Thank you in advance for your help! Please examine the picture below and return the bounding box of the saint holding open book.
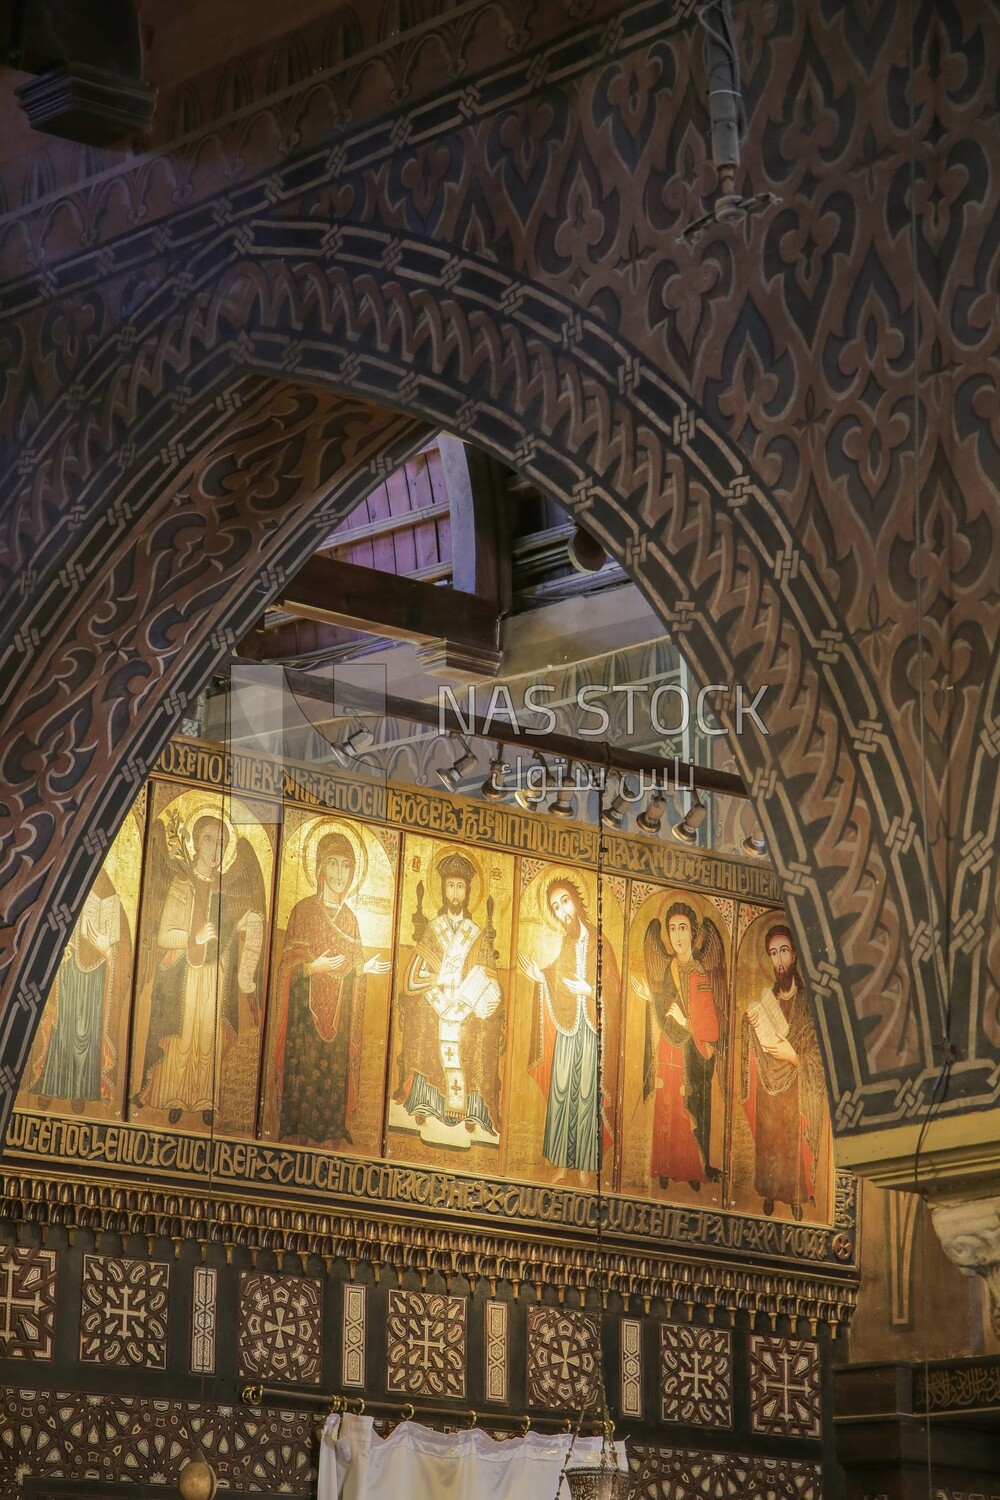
[740,922,825,1219]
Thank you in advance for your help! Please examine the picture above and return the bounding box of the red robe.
[646,961,718,1182]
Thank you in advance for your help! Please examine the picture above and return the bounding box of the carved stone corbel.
[930,1196,1000,1333]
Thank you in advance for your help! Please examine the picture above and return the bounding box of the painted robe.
[145,871,226,1113]
[643,958,719,1183]
[32,870,126,1104]
[529,920,620,1173]
[741,974,825,1207]
[274,894,366,1145]
[396,912,501,1137]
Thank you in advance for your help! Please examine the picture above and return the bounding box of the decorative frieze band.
[0,1171,857,1329]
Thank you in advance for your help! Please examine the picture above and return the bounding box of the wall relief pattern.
[1,0,999,1158]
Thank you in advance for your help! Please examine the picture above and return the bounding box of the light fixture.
[548,762,577,819]
[671,789,707,843]
[437,734,476,791]
[742,826,768,858]
[479,747,510,802]
[599,775,633,831]
[514,751,549,810]
[338,712,374,760]
[565,1426,630,1499]
[636,788,668,835]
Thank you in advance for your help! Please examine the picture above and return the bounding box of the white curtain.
[319,1414,628,1500]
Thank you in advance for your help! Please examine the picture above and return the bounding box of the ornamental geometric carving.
[0,1246,57,1360]
[342,1283,367,1390]
[485,1300,509,1405]
[526,1306,600,1412]
[3,0,1000,1181]
[749,1337,821,1439]
[0,1387,314,1491]
[620,1317,642,1419]
[80,1256,170,1369]
[238,1272,323,1385]
[191,1265,217,1376]
[660,1325,732,1427]
[386,1290,466,1400]
[630,1445,821,1500]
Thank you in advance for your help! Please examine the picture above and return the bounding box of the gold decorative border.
[5,1111,856,1274]
[0,1166,856,1330]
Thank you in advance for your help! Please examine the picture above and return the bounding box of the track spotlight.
[636,789,668,835]
[437,735,476,791]
[600,775,634,831]
[548,762,577,819]
[671,789,707,843]
[340,716,374,759]
[742,827,768,858]
[480,748,510,802]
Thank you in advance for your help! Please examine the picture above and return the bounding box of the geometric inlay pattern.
[630,1445,822,1500]
[0,1387,315,1490]
[484,1300,509,1405]
[526,1306,600,1412]
[190,1265,217,1376]
[749,1338,821,1438]
[0,1246,57,1361]
[386,1290,466,1400]
[620,1317,643,1419]
[238,1272,323,1385]
[342,1284,366,1389]
[661,1325,732,1427]
[80,1256,169,1368]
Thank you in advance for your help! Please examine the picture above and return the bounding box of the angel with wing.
[631,900,728,1190]
[131,807,265,1127]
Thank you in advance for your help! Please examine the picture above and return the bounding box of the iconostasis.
[11,737,838,1246]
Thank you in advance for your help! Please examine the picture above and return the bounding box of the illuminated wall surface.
[11,738,837,1242]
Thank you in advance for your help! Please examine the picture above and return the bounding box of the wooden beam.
[278,556,495,642]
[437,437,510,608]
[242,556,503,674]
[12,0,156,143]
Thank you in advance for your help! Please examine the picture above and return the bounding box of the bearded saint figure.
[393,851,503,1146]
[518,877,620,1186]
[741,922,825,1219]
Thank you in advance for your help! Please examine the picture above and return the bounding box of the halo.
[161,791,239,874]
[430,845,484,913]
[300,816,368,899]
[535,866,594,929]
